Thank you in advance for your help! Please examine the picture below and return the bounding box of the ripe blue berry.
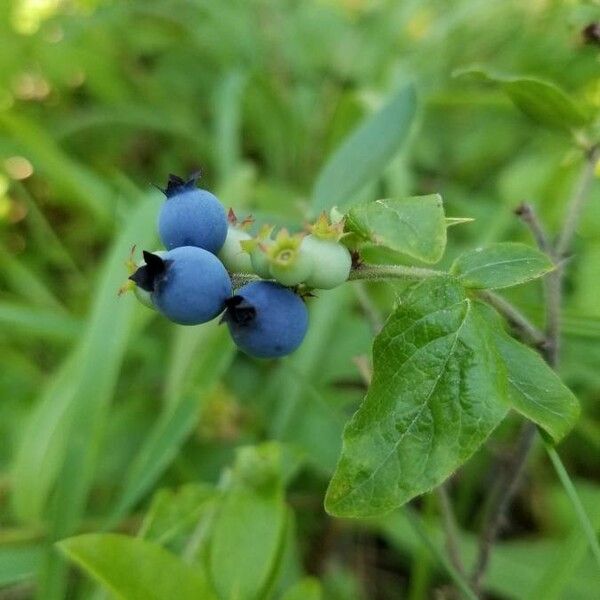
[130,246,232,325]
[223,281,308,358]
[157,173,227,254]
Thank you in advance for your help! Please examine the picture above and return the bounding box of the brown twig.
[477,290,545,348]
[471,145,599,594]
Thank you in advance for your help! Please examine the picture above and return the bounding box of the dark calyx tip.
[222,295,257,325]
[129,251,167,292]
[163,171,202,198]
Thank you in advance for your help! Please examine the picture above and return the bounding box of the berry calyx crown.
[222,295,257,326]
[228,208,254,230]
[240,224,275,254]
[266,229,305,268]
[129,251,169,292]
[159,172,201,198]
[308,212,345,241]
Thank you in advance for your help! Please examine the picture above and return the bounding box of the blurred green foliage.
[0,0,599,598]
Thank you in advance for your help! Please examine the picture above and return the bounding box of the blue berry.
[130,246,232,325]
[157,173,227,254]
[223,281,308,358]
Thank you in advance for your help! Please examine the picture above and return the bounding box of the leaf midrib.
[333,298,471,508]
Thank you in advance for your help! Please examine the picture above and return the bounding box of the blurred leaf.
[451,242,554,289]
[0,113,116,224]
[0,302,80,342]
[109,324,234,524]
[454,68,590,132]
[379,506,600,599]
[312,84,416,213]
[345,194,446,264]
[138,484,216,547]
[58,534,217,600]
[0,545,42,587]
[282,577,322,600]
[11,193,160,526]
[209,443,288,600]
[325,278,508,517]
[492,327,579,442]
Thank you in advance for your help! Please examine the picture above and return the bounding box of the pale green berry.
[218,226,253,273]
[267,230,313,286]
[301,235,351,289]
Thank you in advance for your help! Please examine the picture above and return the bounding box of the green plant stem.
[404,508,479,600]
[543,438,600,569]
[348,263,444,281]
[436,485,468,578]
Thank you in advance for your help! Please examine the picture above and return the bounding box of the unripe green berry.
[301,235,351,289]
[267,230,313,286]
[218,226,253,273]
[240,225,274,279]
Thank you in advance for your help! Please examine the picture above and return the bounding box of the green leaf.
[0,545,42,587]
[345,194,447,264]
[311,84,416,213]
[325,278,508,517]
[451,242,554,289]
[58,534,217,600]
[492,327,580,442]
[209,444,288,600]
[138,484,216,546]
[455,68,589,132]
[109,323,234,525]
[282,577,322,600]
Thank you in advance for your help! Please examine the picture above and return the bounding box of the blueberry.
[130,246,232,325]
[223,281,308,358]
[157,173,227,254]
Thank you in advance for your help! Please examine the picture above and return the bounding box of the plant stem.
[470,420,536,593]
[471,145,599,593]
[514,202,552,255]
[348,263,444,281]
[555,145,600,259]
[478,290,545,347]
[436,484,468,578]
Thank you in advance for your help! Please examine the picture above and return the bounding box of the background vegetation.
[1,0,599,598]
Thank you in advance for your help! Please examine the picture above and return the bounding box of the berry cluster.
[126,173,352,358]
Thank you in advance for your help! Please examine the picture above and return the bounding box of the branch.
[471,144,599,593]
[470,420,536,593]
[478,290,545,348]
[514,202,552,255]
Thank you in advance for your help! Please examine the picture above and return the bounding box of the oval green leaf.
[325,278,508,517]
[311,84,416,213]
[209,445,288,600]
[492,325,580,443]
[454,68,589,132]
[451,242,554,289]
[345,194,446,264]
[58,533,217,600]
